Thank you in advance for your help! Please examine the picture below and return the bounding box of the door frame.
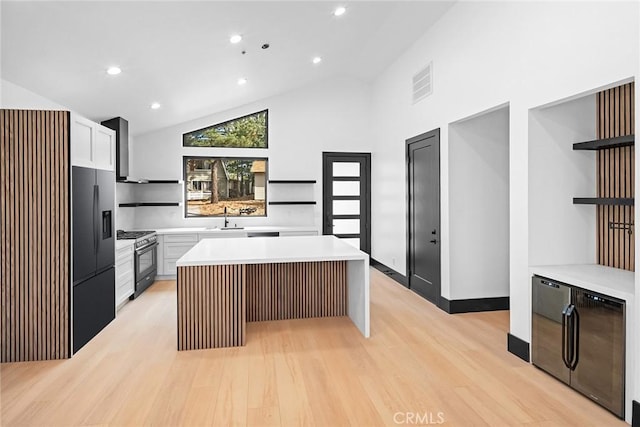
[406,129,441,304]
[322,152,372,254]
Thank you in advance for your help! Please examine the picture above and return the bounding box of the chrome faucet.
[224,207,229,228]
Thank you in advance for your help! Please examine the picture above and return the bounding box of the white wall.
[369,2,638,420]
[369,1,638,345]
[448,105,509,300]
[528,94,597,267]
[130,76,372,229]
[636,3,640,407]
[1,79,67,110]
[115,182,135,230]
[633,0,640,408]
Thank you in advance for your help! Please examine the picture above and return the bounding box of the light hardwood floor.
[0,269,627,426]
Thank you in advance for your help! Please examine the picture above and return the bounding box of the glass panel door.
[322,153,371,254]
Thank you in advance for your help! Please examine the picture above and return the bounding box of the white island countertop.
[155,226,318,235]
[177,235,369,266]
[529,264,635,301]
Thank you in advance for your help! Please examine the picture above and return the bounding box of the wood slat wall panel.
[177,265,246,351]
[596,82,635,271]
[1,109,70,362]
[176,261,347,350]
[246,261,347,322]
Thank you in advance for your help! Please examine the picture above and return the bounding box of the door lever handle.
[430,239,437,244]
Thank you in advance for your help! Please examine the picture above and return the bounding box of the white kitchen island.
[175,235,370,350]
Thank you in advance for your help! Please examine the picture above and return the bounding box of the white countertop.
[155,225,318,235]
[115,239,135,250]
[529,264,635,301]
[177,235,369,266]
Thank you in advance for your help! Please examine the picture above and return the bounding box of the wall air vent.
[412,61,433,104]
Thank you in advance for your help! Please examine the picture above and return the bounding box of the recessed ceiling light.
[312,56,322,65]
[150,102,161,110]
[333,6,346,16]
[230,34,242,44]
[106,66,121,75]
[237,77,247,85]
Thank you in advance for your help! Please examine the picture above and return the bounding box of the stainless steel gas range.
[117,230,158,298]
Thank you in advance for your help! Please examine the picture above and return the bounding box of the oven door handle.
[135,242,159,255]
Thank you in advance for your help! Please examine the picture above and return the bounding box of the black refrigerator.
[72,166,115,353]
[531,275,625,418]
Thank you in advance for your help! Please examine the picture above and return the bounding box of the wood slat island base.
[177,261,347,350]
[177,264,247,350]
[176,236,367,351]
[247,261,347,321]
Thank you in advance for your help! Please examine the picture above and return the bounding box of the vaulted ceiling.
[1,1,454,135]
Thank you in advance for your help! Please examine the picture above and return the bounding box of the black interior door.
[322,152,371,254]
[407,129,440,304]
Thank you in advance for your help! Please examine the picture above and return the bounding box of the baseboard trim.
[370,258,408,287]
[632,400,640,427]
[439,296,509,314]
[507,333,530,362]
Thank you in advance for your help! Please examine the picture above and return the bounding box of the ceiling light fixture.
[333,6,346,16]
[106,66,122,75]
[230,34,242,44]
[312,56,322,64]
[238,77,247,85]
[150,102,161,110]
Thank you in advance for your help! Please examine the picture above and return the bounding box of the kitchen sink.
[220,226,244,230]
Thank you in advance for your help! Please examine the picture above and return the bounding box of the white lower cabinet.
[161,233,199,276]
[159,232,247,277]
[279,231,318,237]
[115,243,134,309]
[198,231,247,241]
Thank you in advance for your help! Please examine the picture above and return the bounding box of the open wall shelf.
[268,201,316,205]
[268,179,317,205]
[268,180,316,184]
[571,83,635,275]
[573,134,634,150]
[118,179,183,184]
[119,202,182,207]
[573,197,634,206]
[147,179,183,184]
[117,179,183,207]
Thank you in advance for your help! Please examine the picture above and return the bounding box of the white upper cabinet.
[71,113,115,171]
[71,115,93,168]
[94,126,115,170]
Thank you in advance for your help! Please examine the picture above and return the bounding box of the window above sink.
[183,157,268,218]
